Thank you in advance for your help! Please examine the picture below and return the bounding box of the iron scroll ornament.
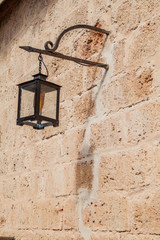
[20,24,110,69]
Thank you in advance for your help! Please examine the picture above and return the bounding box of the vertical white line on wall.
[77,36,113,240]
[77,154,100,240]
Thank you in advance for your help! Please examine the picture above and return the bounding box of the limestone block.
[71,91,95,127]
[9,201,33,229]
[61,127,85,162]
[0,199,12,227]
[112,0,160,34]
[45,169,56,198]
[90,113,126,152]
[17,171,47,199]
[59,0,89,12]
[63,196,78,230]
[75,160,93,191]
[28,231,83,240]
[83,67,104,91]
[88,0,111,28]
[125,100,160,145]
[154,146,160,184]
[111,1,138,34]
[102,67,153,112]
[73,25,106,60]
[0,153,9,175]
[46,57,77,80]
[55,65,84,102]
[113,39,126,75]
[32,199,63,229]
[59,98,74,132]
[8,148,32,173]
[48,159,94,196]
[82,192,130,231]
[53,163,77,196]
[121,235,160,240]
[3,177,18,200]
[0,181,3,198]
[132,191,160,234]
[99,146,154,191]
[91,232,120,240]
[59,3,89,30]
[124,16,160,70]
[32,135,62,168]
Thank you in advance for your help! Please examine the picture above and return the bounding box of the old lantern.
[17,54,61,129]
[18,25,110,130]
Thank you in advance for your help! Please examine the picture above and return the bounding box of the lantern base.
[22,121,53,129]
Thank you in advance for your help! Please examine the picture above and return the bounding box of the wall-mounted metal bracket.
[20,24,110,70]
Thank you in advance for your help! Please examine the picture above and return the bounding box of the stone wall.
[0,0,160,239]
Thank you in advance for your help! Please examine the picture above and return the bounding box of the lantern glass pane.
[39,84,57,119]
[20,83,35,118]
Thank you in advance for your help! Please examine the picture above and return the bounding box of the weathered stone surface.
[102,67,153,112]
[55,66,84,102]
[61,127,85,162]
[1,0,160,239]
[112,0,160,34]
[124,16,160,70]
[90,113,126,152]
[83,67,104,91]
[120,234,160,240]
[53,163,77,196]
[113,39,126,75]
[73,23,106,60]
[82,192,130,231]
[71,91,95,126]
[91,232,120,240]
[125,100,160,145]
[132,191,160,234]
[32,199,63,229]
[63,196,78,230]
[99,146,154,191]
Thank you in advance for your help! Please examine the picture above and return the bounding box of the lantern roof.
[17,74,61,90]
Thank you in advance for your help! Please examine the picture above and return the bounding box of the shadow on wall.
[74,23,108,192]
[74,59,108,239]
[0,0,56,57]
[75,69,107,193]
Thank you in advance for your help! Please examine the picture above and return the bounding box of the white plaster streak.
[78,189,91,240]
[80,124,91,157]
[91,156,100,200]
[77,39,113,240]
[96,40,114,116]
[77,155,100,240]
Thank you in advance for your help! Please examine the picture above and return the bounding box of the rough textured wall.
[0,0,160,239]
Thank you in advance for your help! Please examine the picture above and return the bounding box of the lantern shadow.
[75,68,108,193]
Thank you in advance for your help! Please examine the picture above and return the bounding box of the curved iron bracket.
[20,24,110,69]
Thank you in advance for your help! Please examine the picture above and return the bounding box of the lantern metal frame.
[18,24,110,129]
[17,73,61,129]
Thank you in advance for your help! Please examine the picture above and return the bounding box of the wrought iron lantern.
[18,24,110,129]
[17,55,61,129]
